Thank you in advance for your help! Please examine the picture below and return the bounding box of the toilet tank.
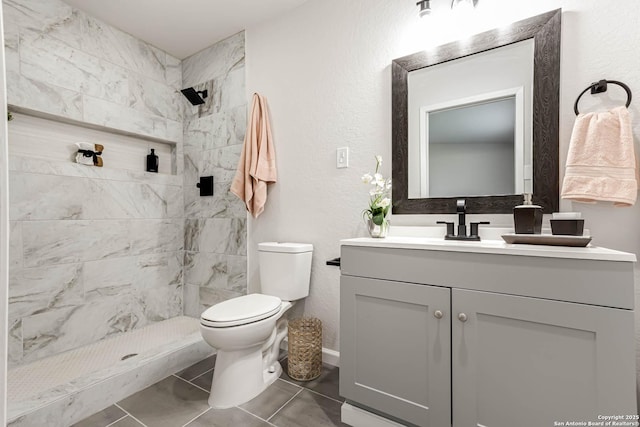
[258,242,313,301]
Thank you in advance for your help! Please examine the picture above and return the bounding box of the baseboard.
[280,338,340,367]
[322,347,340,367]
[341,402,404,427]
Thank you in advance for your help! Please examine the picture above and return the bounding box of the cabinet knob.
[458,313,468,322]
[434,310,444,319]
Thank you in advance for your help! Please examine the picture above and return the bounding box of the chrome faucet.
[437,199,490,241]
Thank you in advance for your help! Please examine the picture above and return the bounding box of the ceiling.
[61,0,309,59]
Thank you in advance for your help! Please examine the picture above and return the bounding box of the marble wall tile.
[9,156,183,187]
[7,319,23,368]
[21,290,138,363]
[83,253,183,324]
[4,0,190,368]
[182,31,245,87]
[200,144,243,184]
[185,218,246,255]
[83,256,137,293]
[199,181,247,219]
[130,219,184,255]
[3,0,73,33]
[80,13,167,84]
[10,173,84,220]
[129,74,182,122]
[200,105,246,151]
[210,67,246,115]
[183,284,200,318]
[9,221,23,270]
[22,220,131,267]
[9,262,84,320]
[4,19,20,77]
[227,255,247,292]
[228,104,248,146]
[184,251,228,289]
[166,119,184,144]
[83,180,183,220]
[184,116,214,150]
[184,252,246,294]
[180,31,247,319]
[82,95,169,141]
[199,287,243,313]
[131,252,183,291]
[165,54,182,90]
[134,282,182,323]
[20,30,130,106]
[7,73,84,121]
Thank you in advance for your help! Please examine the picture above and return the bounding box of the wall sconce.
[417,0,479,17]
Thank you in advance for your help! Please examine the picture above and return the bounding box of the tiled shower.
[3,0,247,422]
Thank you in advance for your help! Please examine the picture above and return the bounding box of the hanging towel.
[230,93,277,218]
[561,106,637,206]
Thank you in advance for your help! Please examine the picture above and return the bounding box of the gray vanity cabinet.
[340,244,636,427]
[452,288,635,427]
[340,275,452,427]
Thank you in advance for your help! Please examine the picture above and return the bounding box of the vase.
[367,217,389,238]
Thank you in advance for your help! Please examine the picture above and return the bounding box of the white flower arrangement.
[362,155,392,228]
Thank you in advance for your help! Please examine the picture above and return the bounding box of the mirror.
[392,9,561,214]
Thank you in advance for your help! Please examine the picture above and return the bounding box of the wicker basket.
[287,317,322,381]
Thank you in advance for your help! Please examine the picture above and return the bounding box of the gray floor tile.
[240,379,302,420]
[190,369,213,391]
[186,407,271,427]
[176,355,217,381]
[270,390,347,427]
[72,405,126,427]
[110,416,145,427]
[117,376,210,427]
[280,359,343,402]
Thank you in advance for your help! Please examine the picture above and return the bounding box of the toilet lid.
[201,294,282,327]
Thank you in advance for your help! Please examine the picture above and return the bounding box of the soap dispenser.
[146,149,158,173]
[513,193,543,234]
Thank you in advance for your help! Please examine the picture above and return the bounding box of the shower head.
[181,87,208,105]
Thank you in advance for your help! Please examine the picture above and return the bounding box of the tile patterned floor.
[72,355,347,427]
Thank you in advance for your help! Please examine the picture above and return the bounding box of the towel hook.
[574,79,632,115]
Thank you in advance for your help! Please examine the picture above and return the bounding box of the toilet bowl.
[200,242,313,408]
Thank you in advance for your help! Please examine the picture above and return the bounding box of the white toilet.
[200,242,313,408]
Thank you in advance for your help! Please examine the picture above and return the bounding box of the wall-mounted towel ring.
[574,79,632,115]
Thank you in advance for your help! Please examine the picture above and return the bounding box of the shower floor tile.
[74,356,347,427]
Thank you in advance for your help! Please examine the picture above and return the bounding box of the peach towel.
[561,106,637,206]
[230,93,277,218]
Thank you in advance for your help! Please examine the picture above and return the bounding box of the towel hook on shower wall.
[574,79,632,115]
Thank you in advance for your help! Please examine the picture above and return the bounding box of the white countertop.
[340,234,637,263]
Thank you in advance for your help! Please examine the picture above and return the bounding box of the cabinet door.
[452,289,636,427]
[340,276,451,427]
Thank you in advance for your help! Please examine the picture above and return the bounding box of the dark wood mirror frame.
[392,9,561,214]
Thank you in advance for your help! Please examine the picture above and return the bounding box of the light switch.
[337,147,349,168]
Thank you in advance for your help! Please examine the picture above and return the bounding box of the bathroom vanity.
[339,236,637,427]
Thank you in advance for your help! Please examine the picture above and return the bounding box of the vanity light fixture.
[451,0,479,9]
[417,0,478,17]
[416,0,432,17]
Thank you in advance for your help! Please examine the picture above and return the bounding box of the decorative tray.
[501,234,592,247]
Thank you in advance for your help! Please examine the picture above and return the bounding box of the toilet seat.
[201,294,282,328]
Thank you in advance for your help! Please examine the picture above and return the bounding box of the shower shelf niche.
[8,107,180,177]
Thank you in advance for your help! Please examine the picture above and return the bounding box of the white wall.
[245,0,640,363]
